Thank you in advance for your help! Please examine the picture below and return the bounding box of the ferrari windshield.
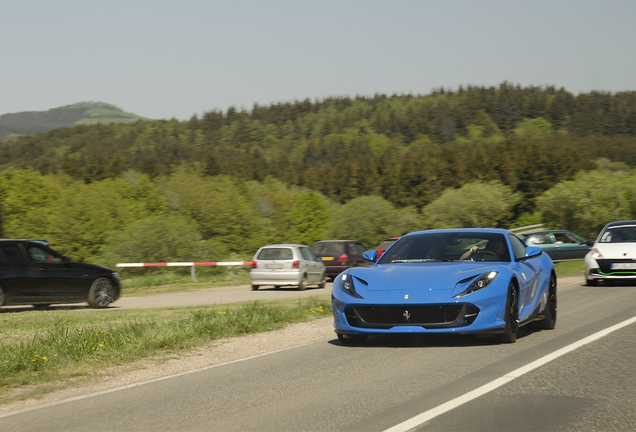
[598,224,636,243]
[377,232,511,263]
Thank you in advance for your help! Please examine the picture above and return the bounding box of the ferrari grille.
[345,304,479,329]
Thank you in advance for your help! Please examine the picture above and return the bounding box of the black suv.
[0,240,120,309]
[310,240,370,279]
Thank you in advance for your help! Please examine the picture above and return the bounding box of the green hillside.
[0,102,146,140]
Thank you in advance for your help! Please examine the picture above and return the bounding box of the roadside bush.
[97,215,226,274]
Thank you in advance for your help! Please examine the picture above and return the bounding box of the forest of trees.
[1,83,635,269]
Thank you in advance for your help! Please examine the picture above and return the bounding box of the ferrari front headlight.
[454,271,498,298]
[339,273,363,299]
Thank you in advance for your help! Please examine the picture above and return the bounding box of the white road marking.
[383,315,636,432]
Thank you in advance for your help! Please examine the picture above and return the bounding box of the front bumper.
[332,285,507,336]
[585,257,636,281]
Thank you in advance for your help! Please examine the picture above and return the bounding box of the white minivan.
[249,244,326,291]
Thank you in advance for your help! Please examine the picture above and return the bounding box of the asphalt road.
[114,283,332,309]
[1,275,635,432]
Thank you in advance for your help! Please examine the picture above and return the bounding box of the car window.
[0,244,26,262]
[299,247,310,261]
[509,235,527,261]
[554,232,578,244]
[312,242,344,254]
[304,247,319,261]
[257,248,293,260]
[528,233,553,245]
[348,243,366,255]
[26,245,63,263]
[378,240,396,249]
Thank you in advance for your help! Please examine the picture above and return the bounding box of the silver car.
[250,244,326,291]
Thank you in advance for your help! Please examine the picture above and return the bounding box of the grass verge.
[0,296,331,405]
[119,270,251,297]
[553,259,585,278]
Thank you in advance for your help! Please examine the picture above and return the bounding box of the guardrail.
[116,261,254,281]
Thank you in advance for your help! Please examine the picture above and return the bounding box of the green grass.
[0,297,331,404]
[554,259,586,277]
[119,270,251,297]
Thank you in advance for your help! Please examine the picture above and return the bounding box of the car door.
[553,231,590,260]
[298,247,316,283]
[527,233,561,260]
[0,242,36,302]
[23,243,88,301]
[509,234,541,320]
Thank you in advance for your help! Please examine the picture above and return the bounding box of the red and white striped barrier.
[116,262,254,267]
[115,261,254,281]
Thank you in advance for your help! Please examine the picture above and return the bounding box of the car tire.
[251,285,259,291]
[298,275,307,291]
[318,275,326,289]
[533,274,557,330]
[337,333,367,345]
[0,284,4,307]
[88,277,115,308]
[273,286,280,289]
[496,282,519,343]
[586,278,597,286]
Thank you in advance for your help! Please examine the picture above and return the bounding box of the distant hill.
[0,102,147,141]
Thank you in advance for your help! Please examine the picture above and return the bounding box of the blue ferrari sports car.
[332,228,557,344]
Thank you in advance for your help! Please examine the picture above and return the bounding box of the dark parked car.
[521,230,593,261]
[310,240,370,279]
[0,239,120,309]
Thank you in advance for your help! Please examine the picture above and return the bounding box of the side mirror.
[520,246,543,261]
[586,240,594,247]
[363,250,377,262]
[62,256,72,263]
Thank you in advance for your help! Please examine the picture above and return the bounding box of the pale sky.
[2,0,635,120]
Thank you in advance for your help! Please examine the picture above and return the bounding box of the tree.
[536,168,636,239]
[326,195,421,248]
[422,181,521,229]
[98,214,226,272]
[288,190,329,246]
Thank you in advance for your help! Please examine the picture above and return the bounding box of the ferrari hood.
[347,262,502,291]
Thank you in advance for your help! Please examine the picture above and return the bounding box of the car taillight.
[251,261,257,269]
[292,260,299,268]
[338,254,348,262]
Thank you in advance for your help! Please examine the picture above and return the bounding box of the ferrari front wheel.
[497,282,519,343]
[534,274,557,330]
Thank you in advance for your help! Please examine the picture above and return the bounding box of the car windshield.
[377,232,511,263]
[598,225,636,243]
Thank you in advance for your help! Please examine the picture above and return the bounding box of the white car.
[249,244,326,291]
[585,220,636,286]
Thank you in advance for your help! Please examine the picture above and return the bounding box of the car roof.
[403,228,512,237]
[521,230,570,235]
[605,220,636,228]
[0,238,49,244]
[258,244,306,248]
[313,240,360,242]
